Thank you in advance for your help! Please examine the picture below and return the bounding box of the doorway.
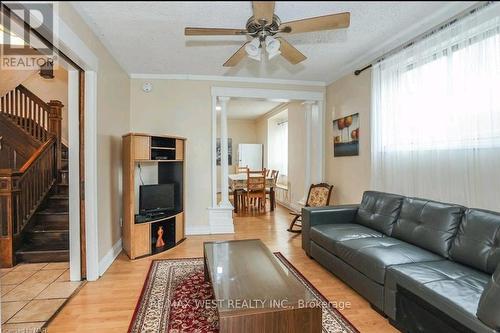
[209,87,325,232]
[0,3,85,281]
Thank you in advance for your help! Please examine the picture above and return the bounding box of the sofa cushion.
[450,208,500,274]
[385,261,491,333]
[354,191,404,236]
[392,198,464,258]
[477,264,500,330]
[310,224,382,254]
[335,237,442,284]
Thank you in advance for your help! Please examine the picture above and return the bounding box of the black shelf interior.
[158,162,183,212]
[151,217,176,254]
[151,149,176,160]
[151,136,176,149]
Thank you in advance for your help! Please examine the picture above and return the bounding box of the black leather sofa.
[302,191,500,333]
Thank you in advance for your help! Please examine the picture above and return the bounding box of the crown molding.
[326,1,479,85]
[129,73,327,87]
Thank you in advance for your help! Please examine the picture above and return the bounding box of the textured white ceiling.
[73,1,476,83]
[226,98,283,120]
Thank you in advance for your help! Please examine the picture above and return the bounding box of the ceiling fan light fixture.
[245,37,262,61]
[265,36,281,60]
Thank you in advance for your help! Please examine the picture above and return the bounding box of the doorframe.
[5,3,101,281]
[209,87,325,232]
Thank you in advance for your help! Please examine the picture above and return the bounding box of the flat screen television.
[139,184,175,214]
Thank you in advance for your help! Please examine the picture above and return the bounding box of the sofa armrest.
[477,264,500,330]
[301,205,359,256]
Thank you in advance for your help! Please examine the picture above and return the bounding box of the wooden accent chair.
[287,183,333,233]
[244,168,267,211]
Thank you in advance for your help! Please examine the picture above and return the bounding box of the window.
[268,110,288,183]
[373,14,500,152]
[371,6,500,211]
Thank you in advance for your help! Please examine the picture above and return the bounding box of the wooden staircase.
[0,85,66,267]
[16,147,69,263]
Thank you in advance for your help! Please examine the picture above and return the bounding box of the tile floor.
[0,262,83,332]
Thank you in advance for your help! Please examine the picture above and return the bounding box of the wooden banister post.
[0,173,19,268]
[47,100,63,173]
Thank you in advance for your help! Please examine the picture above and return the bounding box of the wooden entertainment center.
[122,133,186,259]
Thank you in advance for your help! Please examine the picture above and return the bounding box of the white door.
[238,144,263,170]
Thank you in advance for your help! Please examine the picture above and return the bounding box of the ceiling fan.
[185,1,350,67]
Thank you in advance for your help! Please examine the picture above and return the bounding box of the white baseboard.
[186,225,212,235]
[277,199,303,212]
[98,238,122,277]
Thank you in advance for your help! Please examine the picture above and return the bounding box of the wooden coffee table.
[203,239,321,333]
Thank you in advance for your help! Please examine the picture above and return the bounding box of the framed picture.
[216,138,232,165]
[333,113,359,157]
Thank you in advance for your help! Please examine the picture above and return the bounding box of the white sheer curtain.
[268,120,288,179]
[371,4,500,211]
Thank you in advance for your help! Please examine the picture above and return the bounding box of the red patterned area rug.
[128,253,359,333]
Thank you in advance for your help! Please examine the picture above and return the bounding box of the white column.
[301,100,316,204]
[218,96,232,208]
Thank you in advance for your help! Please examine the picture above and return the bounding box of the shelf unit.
[122,133,186,259]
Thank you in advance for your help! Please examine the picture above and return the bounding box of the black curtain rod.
[354,64,372,76]
[352,1,492,76]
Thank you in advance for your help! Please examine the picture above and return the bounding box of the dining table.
[228,173,276,213]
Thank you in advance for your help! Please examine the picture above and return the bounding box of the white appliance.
[238,144,263,170]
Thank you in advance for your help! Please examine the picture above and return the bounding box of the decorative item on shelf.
[156,226,165,248]
[333,113,359,157]
[216,138,232,165]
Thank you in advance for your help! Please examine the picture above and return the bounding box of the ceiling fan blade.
[277,38,306,65]
[185,27,247,36]
[280,12,350,34]
[252,1,275,25]
[223,42,249,67]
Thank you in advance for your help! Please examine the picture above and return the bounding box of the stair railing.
[0,85,51,142]
[0,136,57,267]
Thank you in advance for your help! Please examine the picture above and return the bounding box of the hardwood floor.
[47,205,398,333]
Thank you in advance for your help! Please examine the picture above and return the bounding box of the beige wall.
[325,69,372,205]
[255,102,307,208]
[130,79,323,230]
[58,4,131,261]
[22,68,69,144]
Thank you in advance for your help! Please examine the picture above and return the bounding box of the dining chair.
[244,168,267,211]
[237,166,249,173]
[287,183,333,233]
[266,170,279,209]
[234,166,249,208]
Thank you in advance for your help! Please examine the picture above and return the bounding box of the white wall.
[130,79,324,231]
[325,69,372,205]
